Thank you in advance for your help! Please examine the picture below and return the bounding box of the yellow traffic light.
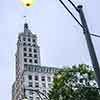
[20,0,36,7]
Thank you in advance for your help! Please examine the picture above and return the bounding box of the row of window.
[28,82,52,88]
[24,53,37,58]
[29,96,40,100]
[24,65,58,73]
[23,37,36,42]
[24,47,37,53]
[23,43,36,47]
[28,75,51,82]
[24,58,38,64]
[29,90,47,95]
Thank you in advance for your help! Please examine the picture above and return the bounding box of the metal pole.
[77,5,100,87]
[24,88,26,97]
[59,0,100,38]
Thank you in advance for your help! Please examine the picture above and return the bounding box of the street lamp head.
[77,5,83,9]
[20,0,36,7]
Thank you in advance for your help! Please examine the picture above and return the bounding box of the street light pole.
[59,0,100,87]
[77,5,100,87]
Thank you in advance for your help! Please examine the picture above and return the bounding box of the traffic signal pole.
[77,5,100,87]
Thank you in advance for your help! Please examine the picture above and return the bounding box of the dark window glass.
[41,76,45,81]
[28,75,32,80]
[29,59,32,63]
[23,43,26,46]
[29,48,32,52]
[33,39,35,42]
[24,58,27,62]
[34,60,38,64]
[24,48,27,51]
[28,38,30,41]
[35,75,38,81]
[29,97,33,100]
[34,49,37,53]
[24,53,27,56]
[34,54,37,58]
[29,82,33,87]
[35,83,39,87]
[28,43,31,46]
[23,37,26,41]
[33,44,36,47]
[29,54,32,57]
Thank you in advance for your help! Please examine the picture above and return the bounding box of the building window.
[29,54,32,57]
[35,82,39,88]
[36,97,40,100]
[28,38,31,42]
[34,49,37,53]
[33,39,35,42]
[28,43,31,46]
[35,75,38,81]
[47,77,51,82]
[29,97,33,100]
[23,37,26,41]
[24,58,27,62]
[34,54,37,58]
[34,60,38,64]
[42,83,46,88]
[29,48,32,52]
[24,47,27,51]
[24,53,27,56]
[41,76,45,81]
[29,82,33,87]
[33,44,36,47]
[23,43,26,46]
[29,59,32,63]
[29,90,33,95]
[28,75,32,80]
[48,83,52,88]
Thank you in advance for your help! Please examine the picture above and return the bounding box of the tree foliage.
[48,64,100,100]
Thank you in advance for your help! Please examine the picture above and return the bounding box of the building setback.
[12,23,59,100]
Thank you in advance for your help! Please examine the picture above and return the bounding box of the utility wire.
[59,0,100,38]
[59,0,83,28]
[68,0,79,12]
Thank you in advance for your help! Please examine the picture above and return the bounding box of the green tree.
[48,64,100,100]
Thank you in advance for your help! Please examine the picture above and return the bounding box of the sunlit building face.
[20,0,36,7]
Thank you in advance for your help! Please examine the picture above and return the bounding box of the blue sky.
[0,0,100,100]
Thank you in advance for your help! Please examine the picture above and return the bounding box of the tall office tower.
[12,23,58,100]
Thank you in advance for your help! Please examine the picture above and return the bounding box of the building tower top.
[24,16,29,33]
[24,23,28,29]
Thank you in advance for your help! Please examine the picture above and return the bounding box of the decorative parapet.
[24,64,59,74]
